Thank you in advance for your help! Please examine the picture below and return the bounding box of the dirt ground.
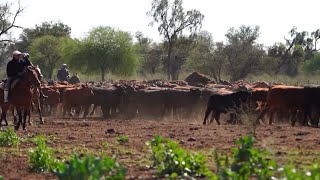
[1,117,320,180]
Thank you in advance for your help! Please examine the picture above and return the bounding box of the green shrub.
[278,163,320,179]
[147,135,214,179]
[214,134,277,179]
[54,154,126,180]
[0,127,20,146]
[116,135,129,144]
[0,175,3,180]
[28,135,58,172]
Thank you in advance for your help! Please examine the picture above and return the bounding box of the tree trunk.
[167,42,173,81]
[48,68,53,79]
[101,67,105,81]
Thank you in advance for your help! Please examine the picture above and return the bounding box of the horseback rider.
[4,51,24,103]
[22,53,48,99]
[4,51,47,103]
[57,64,70,82]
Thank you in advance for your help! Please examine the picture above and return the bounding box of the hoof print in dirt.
[106,128,116,134]
[168,133,175,138]
[187,137,197,142]
[294,132,310,136]
[189,127,199,131]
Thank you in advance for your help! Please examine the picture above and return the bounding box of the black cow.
[304,85,320,127]
[135,89,167,120]
[165,88,201,120]
[203,89,252,125]
[89,85,125,118]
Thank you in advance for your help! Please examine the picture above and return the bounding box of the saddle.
[0,79,20,90]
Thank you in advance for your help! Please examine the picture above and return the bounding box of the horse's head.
[24,66,41,87]
[34,65,44,81]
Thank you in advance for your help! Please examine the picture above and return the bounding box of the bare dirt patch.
[1,118,320,179]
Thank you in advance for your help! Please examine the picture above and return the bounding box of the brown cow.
[42,87,61,116]
[256,85,304,126]
[62,85,94,118]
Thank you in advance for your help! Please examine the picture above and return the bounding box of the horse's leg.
[36,98,44,124]
[10,107,17,126]
[15,108,22,131]
[23,108,28,131]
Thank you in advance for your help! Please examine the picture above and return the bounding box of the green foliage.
[0,175,3,180]
[214,135,277,179]
[30,35,71,79]
[17,21,71,52]
[54,154,126,180]
[67,26,139,81]
[303,53,320,74]
[224,25,265,81]
[147,135,214,179]
[28,135,58,172]
[116,135,129,144]
[0,127,20,146]
[187,31,225,82]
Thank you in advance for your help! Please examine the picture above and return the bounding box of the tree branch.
[0,0,24,37]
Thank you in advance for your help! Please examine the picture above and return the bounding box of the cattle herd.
[34,72,320,128]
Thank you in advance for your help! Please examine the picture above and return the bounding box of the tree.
[29,35,68,79]
[68,26,139,81]
[0,1,23,65]
[147,0,204,80]
[187,31,226,82]
[224,25,265,81]
[16,21,71,52]
[134,32,161,76]
[303,53,320,74]
[0,1,23,42]
[168,35,195,80]
[267,27,310,76]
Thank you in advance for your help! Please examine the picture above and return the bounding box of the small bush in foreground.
[147,135,214,179]
[54,154,126,180]
[0,175,3,180]
[28,135,58,172]
[0,127,20,146]
[279,163,320,179]
[116,135,129,144]
[214,134,276,179]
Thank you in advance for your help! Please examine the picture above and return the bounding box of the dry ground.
[1,117,320,180]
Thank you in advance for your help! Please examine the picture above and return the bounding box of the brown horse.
[0,66,41,130]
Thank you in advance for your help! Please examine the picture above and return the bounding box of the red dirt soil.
[1,118,320,179]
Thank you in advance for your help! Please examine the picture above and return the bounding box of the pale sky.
[8,0,320,47]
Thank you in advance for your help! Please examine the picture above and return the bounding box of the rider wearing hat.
[57,64,70,82]
[4,50,24,103]
[22,53,48,99]
[21,53,33,67]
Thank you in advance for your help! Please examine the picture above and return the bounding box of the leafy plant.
[214,134,277,179]
[116,135,129,144]
[54,154,126,180]
[28,135,58,172]
[0,175,3,180]
[0,127,20,146]
[147,135,214,179]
